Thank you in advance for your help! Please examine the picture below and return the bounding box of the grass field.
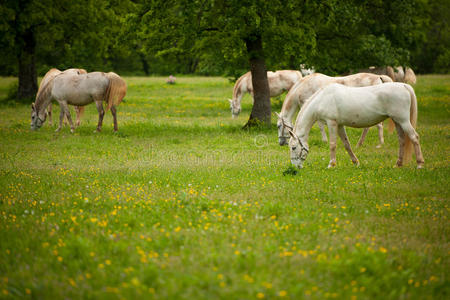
[0,75,449,299]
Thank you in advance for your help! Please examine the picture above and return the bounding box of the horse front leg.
[95,101,105,132]
[60,101,75,133]
[318,121,328,143]
[75,106,85,127]
[110,105,118,132]
[327,120,338,168]
[376,122,384,148]
[47,103,53,126]
[56,107,64,132]
[338,125,359,166]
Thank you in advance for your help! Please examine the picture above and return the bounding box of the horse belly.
[337,103,386,128]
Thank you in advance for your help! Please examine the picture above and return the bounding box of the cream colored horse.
[359,66,416,84]
[288,82,424,169]
[31,71,126,132]
[276,72,393,146]
[38,68,87,127]
[229,70,302,118]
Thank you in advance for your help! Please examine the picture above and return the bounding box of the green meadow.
[0,75,448,299]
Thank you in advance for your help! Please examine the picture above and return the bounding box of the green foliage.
[0,0,449,76]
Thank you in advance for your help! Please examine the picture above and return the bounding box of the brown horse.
[31,71,126,132]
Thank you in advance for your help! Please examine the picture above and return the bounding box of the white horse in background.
[359,66,417,84]
[37,68,87,127]
[31,71,126,132]
[276,72,393,146]
[299,64,315,76]
[288,82,424,169]
[228,70,302,118]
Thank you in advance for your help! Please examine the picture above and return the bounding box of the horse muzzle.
[279,137,288,146]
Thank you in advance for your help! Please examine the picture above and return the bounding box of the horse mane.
[37,68,61,99]
[293,84,324,128]
[233,72,251,99]
[105,72,127,110]
[34,75,55,112]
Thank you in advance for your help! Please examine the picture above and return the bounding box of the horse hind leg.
[400,122,425,168]
[95,101,105,132]
[394,123,406,167]
[356,128,369,148]
[111,105,118,132]
[338,125,359,166]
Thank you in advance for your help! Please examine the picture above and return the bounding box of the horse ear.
[228,99,233,103]
[31,102,35,111]
[275,112,281,118]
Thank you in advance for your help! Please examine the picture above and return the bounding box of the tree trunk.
[243,34,271,128]
[17,28,37,100]
[139,53,150,75]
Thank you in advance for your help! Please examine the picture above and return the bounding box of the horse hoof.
[376,144,382,149]
[417,164,424,169]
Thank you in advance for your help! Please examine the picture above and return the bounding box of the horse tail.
[380,75,393,83]
[404,67,416,85]
[105,72,127,111]
[403,84,418,164]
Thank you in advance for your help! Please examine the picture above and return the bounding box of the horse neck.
[280,90,299,124]
[35,83,53,115]
[233,73,249,105]
[294,99,318,143]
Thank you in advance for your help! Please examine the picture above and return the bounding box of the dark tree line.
[0,0,448,125]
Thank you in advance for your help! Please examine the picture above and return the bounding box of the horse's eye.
[32,116,35,119]
[277,125,281,129]
[292,147,296,150]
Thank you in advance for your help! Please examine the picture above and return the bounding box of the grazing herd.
[31,66,423,169]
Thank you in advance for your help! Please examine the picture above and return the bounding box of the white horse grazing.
[276,72,393,146]
[288,82,424,169]
[31,71,126,132]
[229,70,302,118]
[37,68,87,127]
